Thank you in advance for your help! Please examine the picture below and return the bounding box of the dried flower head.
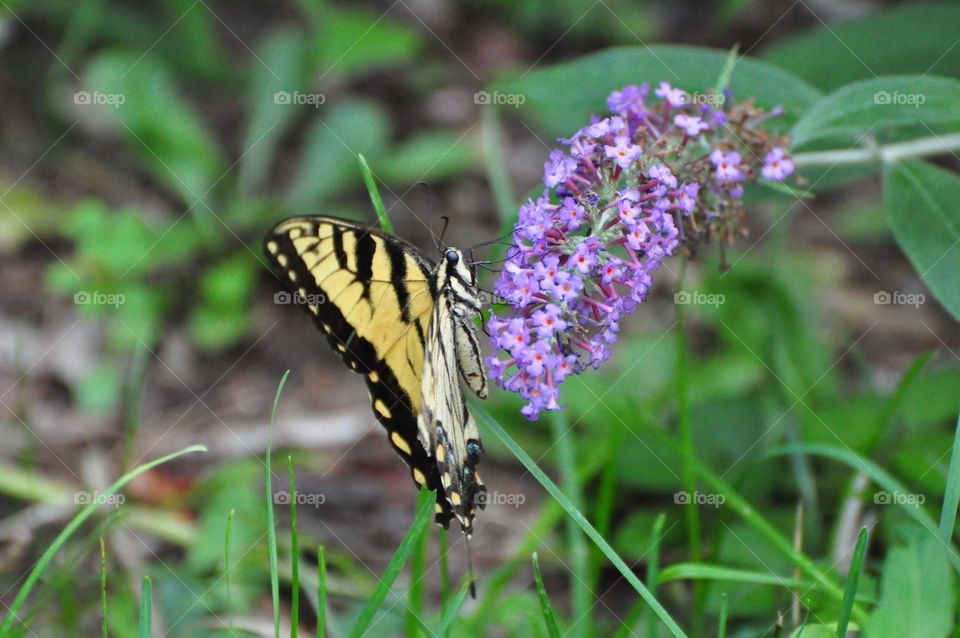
[488,82,795,419]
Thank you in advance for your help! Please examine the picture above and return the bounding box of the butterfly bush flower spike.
[488,83,796,419]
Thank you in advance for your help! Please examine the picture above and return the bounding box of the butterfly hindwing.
[264,216,455,526]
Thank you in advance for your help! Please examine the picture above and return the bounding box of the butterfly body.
[263,217,488,536]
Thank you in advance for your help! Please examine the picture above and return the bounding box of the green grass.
[473,402,688,638]
[0,444,207,636]
[266,370,291,638]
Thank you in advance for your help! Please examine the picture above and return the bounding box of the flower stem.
[792,132,960,167]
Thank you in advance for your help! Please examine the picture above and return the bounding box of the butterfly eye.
[445,249,460,264]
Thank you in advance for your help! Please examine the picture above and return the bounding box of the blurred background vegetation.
[2,0,960,636]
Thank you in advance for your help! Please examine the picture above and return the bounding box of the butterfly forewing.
[263,216,455,526]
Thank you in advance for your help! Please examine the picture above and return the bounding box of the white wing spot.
[266,240,279,254]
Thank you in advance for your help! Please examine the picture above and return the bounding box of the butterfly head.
[438,247,481,310]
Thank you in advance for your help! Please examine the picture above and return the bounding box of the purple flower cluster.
[488,82,795,419]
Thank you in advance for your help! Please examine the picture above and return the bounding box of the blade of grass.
[659,564,815,589]
[288,456,300,638]
[100,537,108,638]
[472,403,687,638]
[435,581,472,637]
[712,44,739,96]
[225,508,235,632]
[532,552,562,638]
[266,370,291,638]
[645,513,667,638]
[0,444,207,635]
[591,426,622,586]
[938,411,960,544]
[836,527,869,638]
[548,411,588,638]
[358,154,391,233]
[408,511,428,638]
[348,489,435,638]
[717,593,728,638]
[317,546,327,638]
[139,576,152,638]
[439,528,450,638]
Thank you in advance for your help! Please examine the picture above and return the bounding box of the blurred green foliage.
[3,1,960,636]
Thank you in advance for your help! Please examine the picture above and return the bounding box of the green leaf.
[763,4,960,92]
[286,99,390,210]
[791,76,960,149]
[495,45,823,138]
[83,51,224,206]
[883,160,960,322]
[863,536,956,638]
[239,27,310,193]
[313,9,420,75]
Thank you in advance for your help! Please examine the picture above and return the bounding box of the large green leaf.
[313,8,420,75]
[863,536,955,638]
[791,76,960,149]
[494,45,823,138]
[883,160,960,322]
[763,4,960,92]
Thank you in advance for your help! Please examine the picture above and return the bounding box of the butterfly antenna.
[437,216,451,252]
